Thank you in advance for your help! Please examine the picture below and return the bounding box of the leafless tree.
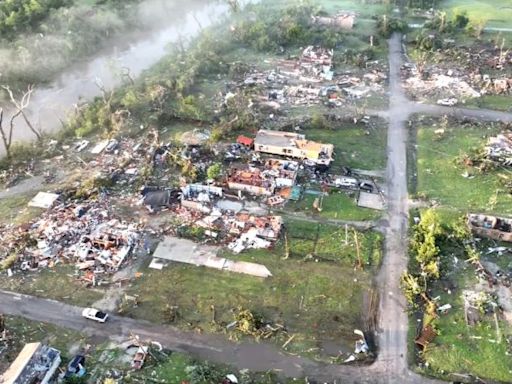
[0,107,23,158]
[1,85,41,141]
[94,77,114,108]
[227,0,240,13]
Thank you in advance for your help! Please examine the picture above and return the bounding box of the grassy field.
[286,191,382,221]
[1,316,86,372]
[440,0,512,28]
[0,194,41,225]
[420,267,512,382]
[306,121,388,171]
[463,94,512,112]
[0,265,104,307]
[415,122,512,215]
[121,220,381,360]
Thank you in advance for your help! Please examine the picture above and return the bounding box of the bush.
[0,254,17,271]
[376,16,408,38]
[206,163,222,180]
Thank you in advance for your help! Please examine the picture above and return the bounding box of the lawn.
[1,316,86,372]
[305,120,388,171]
[121,221,382,360]
[440,0,512,28]
[285,191,382,221]
[416,122,512,214]
[463,94,512,112]
[0,265,104,307]
[0,194,41,226]
[420,270,512,382]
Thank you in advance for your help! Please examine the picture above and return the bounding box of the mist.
[0,0,220,91]
[0,0,231,155]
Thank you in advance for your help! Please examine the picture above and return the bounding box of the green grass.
[421,269,512,382]
[0,265,104,307]
[0,194,41,225]
[122,223,381,359]
[286,192,382,221]
[305,122,387,171]
[416,123,512,214]
[463,94,512,112]
[440,0,512,28]
[1,316,86,372]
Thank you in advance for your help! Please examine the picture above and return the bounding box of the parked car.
[63,354,86,378]
[105,139,119,152]
[82,308,109,323]
[437,98,457,106]
[359,181,374,193]
[335,176,358,188]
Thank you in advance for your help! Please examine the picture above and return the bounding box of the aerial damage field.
[407,114,512,382]
[0,0,390,379]
[402,4,512,111]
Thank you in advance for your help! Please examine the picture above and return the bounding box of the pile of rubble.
[232,46,386,110]
[486,132,512,166]
[1,197,141,282]
[402,62,512,103]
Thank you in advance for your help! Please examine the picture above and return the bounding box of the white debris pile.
[1,199,141,274]
[486,132,512,165]
[405,73,481,100]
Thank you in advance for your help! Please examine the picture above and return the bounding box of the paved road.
[373,33,411,382]
[0,289,392,383]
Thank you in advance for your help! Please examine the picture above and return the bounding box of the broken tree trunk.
[354,229,363,270]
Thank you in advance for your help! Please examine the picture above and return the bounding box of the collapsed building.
[254,130,334,166]
[311,11,357,30]
[1,343,61,384]
[227,158,298,197]
[468,213,512,243]
[1,196,141,283]
[486,132,512,165]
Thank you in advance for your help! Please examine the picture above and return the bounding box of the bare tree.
[94,78,114,108]
[1,85,41,141]
[0,107,23,158]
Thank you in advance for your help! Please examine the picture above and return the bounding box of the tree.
[0,107,22,158]
[467,18,487,39]
[400,272,423,305]
[1,85,40,141]
[453,11,469,29]
[412,209,442,279]
[207,163,222,180]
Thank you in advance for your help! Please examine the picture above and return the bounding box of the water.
[0,0,230,155]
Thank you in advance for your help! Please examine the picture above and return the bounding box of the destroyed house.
[180,184,223,213]
[227,167,274,196]
[311,12,357,30]
[227,158,298,196]
[228,214,282,239]
[228,214,282,254]
[468,213,512,242]
[1,343,61,384]
[254,130,334,165]
[486,133,512,165]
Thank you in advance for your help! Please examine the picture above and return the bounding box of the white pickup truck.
[82,308,109,323]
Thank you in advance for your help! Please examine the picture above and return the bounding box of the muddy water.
[0,0,231,155]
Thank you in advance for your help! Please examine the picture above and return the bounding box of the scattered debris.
[468,213,512,242]
[28,192,60,209]
[2,342,61,384]
[151,237,272,277]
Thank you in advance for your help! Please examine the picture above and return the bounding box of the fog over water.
[0,0,231,155]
